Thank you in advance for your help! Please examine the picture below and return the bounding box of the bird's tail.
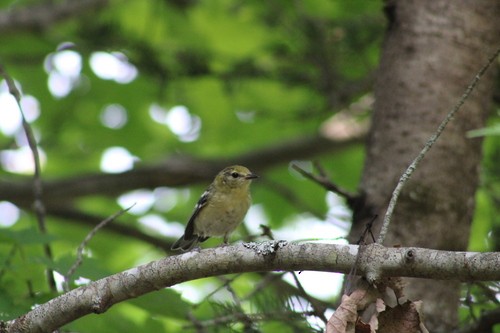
[171,235,208,251]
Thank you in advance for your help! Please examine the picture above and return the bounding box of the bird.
[171,165,258,251]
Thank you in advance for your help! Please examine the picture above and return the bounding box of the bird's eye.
[231,172,239,178]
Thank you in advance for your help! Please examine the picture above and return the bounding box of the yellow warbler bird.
[171,165,258,251]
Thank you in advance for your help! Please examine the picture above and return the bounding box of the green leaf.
[0,228,57,245]
[469,190,494,251]
[467,123,500,138]
[129,289,190,318]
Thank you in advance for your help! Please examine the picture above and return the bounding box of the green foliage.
[458,282,500,329]
[0,227,57,245]
[130,289,190,318]
[469,118,500,252]
[2,0,498,331]
[469,190,494,252]
[66,304,145,333]
[461,117,500,326]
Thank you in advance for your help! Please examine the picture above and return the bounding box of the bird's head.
[216,165,258,189]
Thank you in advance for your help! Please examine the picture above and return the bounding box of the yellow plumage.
[171,165,258,251]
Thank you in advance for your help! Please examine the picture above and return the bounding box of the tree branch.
[63,206,134,292]
[46,207,173,252]
[0,0,109,33]
[291,161,357,203]
[4,242,500,332]
[0,133,364,207]
[0,62,57,292]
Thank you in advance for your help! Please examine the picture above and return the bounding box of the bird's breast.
[194,192,251,237]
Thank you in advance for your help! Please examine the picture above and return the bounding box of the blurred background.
[0,1,499,332]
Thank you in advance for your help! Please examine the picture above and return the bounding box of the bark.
[5,243,500,333]
[351,0,500,331]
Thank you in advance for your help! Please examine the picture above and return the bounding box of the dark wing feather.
[184,190,210,239]
[171,189,212,251]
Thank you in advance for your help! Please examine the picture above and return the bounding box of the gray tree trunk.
[351,0,500,331]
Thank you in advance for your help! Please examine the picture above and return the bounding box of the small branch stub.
[357,243,386,284]
[405,249,416,263]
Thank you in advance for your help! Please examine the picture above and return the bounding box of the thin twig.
[187,311,207,333]
[343,216,377,295]
[183,310,316,330]
[291,162,356,201]
[219,276,256,330]
[258,229,328,323]
[312,161,329,179]
[356,215,377,245]
[377,45,500,244]
[459,308,500,333]
[196,273,244,304]
[0,63,57,291]
[464,284,477,321]
[290,272,327,324]
[260,179,324,218]
[46,207,172,252]
[475,282,500,304]
[243,272,287,301]
[63,205,134,291]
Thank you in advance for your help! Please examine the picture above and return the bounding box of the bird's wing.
[184,189,210,239]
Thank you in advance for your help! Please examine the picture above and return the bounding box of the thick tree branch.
[4,242,500,333]
[44,210,337,315]
[0,0,109,33]
[0,133,364,207]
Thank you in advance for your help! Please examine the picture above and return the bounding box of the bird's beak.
[245,173,259,180]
